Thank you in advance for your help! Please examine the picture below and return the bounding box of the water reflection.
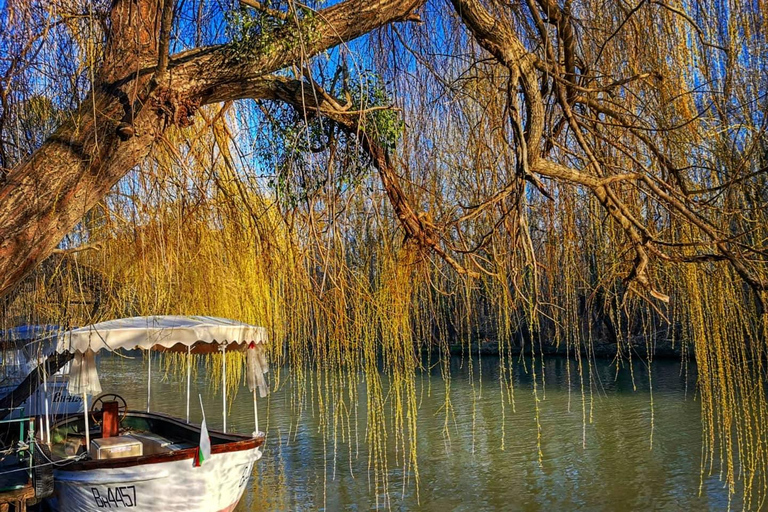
[96,354,732,511]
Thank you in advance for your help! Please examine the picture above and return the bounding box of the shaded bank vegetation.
[1,0,767,506]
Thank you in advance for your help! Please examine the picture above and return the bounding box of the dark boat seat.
[165,441,195,451]
[129,432,187,455]
[0,454,28,492]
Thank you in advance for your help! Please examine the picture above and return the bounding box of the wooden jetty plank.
[0,482,35,510]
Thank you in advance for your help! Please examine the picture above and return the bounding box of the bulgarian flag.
[194,395,212,467]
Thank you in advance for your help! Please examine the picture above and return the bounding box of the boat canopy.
[0,325,60,351]
[54,316,268,354]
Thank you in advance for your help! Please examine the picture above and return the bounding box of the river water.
[96,354,733,511]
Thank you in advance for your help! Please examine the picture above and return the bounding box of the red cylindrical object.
[102,401,119,438]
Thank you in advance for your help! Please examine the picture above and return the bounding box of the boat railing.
[0,406,25,414]
[0,415,34,490]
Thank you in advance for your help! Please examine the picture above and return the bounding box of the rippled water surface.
[96,354,732,511]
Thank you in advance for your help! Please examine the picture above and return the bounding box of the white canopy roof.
[55,316,268,354]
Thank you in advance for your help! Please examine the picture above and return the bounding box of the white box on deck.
[90,435,143,460]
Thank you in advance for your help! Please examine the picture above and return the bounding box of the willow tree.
[1,0,767,505]
[2,0,766,305]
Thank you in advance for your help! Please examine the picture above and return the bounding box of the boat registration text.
[91,485,137,508]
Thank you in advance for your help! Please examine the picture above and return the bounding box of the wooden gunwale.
[50,410,264,472]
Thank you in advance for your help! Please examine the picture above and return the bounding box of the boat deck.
[48,411,242,463]
[50,427,195,460]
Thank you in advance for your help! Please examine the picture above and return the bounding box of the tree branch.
[156,0,176,77]
[167,0,425,98]
[202,74,479,277]
[239,0,291,21]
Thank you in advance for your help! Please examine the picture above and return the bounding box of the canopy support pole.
[147,350,151,413]
[83,391,90,456]
[253,389,259,435]
[221,344,227,433]
[42,365,51,445]
[186,345,191,423]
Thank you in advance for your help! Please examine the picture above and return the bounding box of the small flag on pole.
[194,395,211,467]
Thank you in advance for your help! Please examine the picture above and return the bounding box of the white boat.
[39,316,270,512]
[0,325,84,420]
[47,411,262,512]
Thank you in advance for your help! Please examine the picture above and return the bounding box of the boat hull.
[48,444,261,512]
[1,378,84,419]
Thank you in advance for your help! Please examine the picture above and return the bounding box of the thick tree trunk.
[0,91,159,296]
[0,0,162,297]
